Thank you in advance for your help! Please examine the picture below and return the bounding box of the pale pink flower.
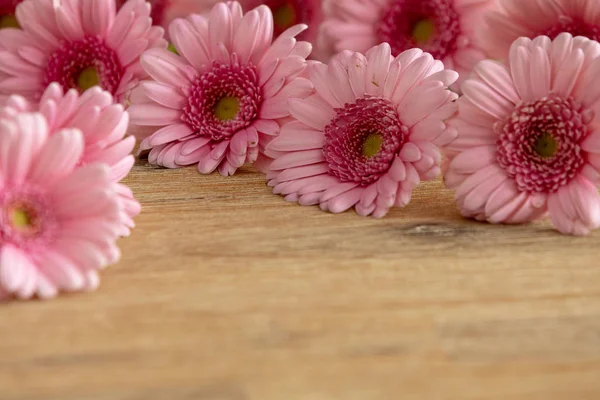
[482,0,600,61]
[128,1,312,176]
[266,43,458,217]
[0,0,21,29]
[117,0,219,34]
[443,34,600,236]
[1,84,140,236]
[320,0,493,86]
[0,113,123,300]
[0,0,167,104]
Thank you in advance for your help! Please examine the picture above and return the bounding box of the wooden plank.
[1,162,599,400]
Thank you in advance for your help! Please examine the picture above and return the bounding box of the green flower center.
[213,96,240,121]
[10,208,32,228]
[76,66,100,91]
[3,201,47,239]
[0,14,19,29]
[273,3,296,30]
[534,132,559,158]
[167,43,178,55]
[362,133,383,158]
[412,19,436,44]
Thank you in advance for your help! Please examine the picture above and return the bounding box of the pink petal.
[37,251,85,292]
[472,60,519,104]
[1,114,48,185]
[0,245,32,293]
[449,145,497,174]
[270,150,325,170]
[399,143,421,162]
[267,122,324,153]
[146,123,193,147]
[509,46,533,101]
[197,151,225,174]
[288,96,335,131]
[296,174,340,195]
[455,164,505,204]
[462,79,514,119]
[232,8,260,65]
[276,163,330,183]
[169,18,210,70]
[141,49,194,87]
[127,103,182,126]
[548,176,600,235]
[27,128,84,187]
[218,159,238,176]
[328,187,363,214]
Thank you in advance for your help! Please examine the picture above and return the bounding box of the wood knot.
[402,223,465,237]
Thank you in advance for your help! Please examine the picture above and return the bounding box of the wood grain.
[1,161,600,400]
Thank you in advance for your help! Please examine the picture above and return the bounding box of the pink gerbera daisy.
[239,0,323,44]
[128,1,312,176]
[266,43,458,217]
[0,0,167,104]
[320,0,493,85]
[0,113,124,300]
[1,83,140,236]
[117,0,219,34]
[482,0,600,60]
[443,34,600,235]
[0,0,21,29]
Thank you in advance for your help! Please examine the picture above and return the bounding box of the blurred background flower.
[481,0,600,60]
[0,0,166,104]
[117,0,220,36]
[239,0,325,56]
[320,0,494,87]
[0,0,21,29]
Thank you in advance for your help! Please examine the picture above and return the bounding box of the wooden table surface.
[1,161,600,400]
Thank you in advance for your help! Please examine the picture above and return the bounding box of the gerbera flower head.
[117,0,219,34]
[128,1,312,176]
[0,112,123,300]
[0,0,21,29]
[482,0,600,60]
[444,33,600,235]
[0,0,167,104]
[239,0,323,45]
[1,83,140,236]
[321,0,493,85]
[266,43,458,217]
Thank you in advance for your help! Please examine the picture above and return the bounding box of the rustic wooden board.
[1,161,599,400]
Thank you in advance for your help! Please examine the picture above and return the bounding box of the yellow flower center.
[10,208,32,229]
[534,132,559,158]
[412,19,436,44]
[0,14,19,29]
[76,66,100,91]
[214,96,240,121]
[273,3,296,30]
[362,133,383,158]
